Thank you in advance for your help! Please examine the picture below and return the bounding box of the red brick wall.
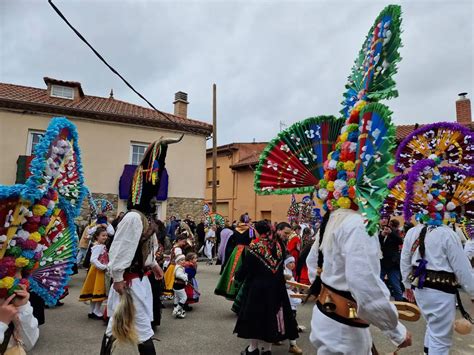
[456,98,472,123]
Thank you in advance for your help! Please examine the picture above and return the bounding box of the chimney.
[173,91,188,118]
[456,92,471,123]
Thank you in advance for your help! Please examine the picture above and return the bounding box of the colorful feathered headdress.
[0,117,86,305]
[254,5,402,235]
[385,122,474,225]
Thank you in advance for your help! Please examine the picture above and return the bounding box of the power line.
[47,0,191,133]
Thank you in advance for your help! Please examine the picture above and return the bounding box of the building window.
[27,130,45,155]
[51,85,74,100]
[130,143,149,165]
[206,167,220,187]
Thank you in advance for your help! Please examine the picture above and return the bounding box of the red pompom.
[348,111,360,124]
[327,170,337,181]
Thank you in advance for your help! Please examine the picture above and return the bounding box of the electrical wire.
[47,0,192,133]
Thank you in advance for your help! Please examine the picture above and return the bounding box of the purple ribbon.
[413,259,428,288]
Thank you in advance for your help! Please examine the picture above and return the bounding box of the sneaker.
[288,344,303,354]
[241,346,260,355]
[176,310,186,319]
[297,325,306,332]
[172,307,179,317]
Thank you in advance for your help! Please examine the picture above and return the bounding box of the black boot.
[241,346,259,355]
[138,338,156,355]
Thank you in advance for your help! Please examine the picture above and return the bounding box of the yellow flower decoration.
[29,232,41,242]
[0,276,15,290]
[344,161,356,171]
[337,197,352,209]
[15,257,30,268]
[32,204,48,216]
[327,181,335,192]
[339,132,348,143]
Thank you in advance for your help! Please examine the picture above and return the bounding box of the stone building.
[0,77,212,224]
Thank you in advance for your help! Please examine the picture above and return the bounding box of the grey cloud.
[1,0,472,146]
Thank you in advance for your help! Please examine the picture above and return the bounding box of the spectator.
[196,217,206,252]
[379,223,404,301]
[167,216,180,242]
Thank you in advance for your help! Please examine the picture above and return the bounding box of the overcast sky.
[1,0,473,146]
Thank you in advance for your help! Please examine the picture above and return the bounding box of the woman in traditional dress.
[214,214,253,300]
[234,220,298,355]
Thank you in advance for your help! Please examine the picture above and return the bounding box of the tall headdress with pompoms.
[255,5,403,235]
[0,117,86,305]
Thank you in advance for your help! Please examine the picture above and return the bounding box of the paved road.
[31,264,474,354]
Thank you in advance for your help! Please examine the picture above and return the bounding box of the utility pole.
[212,84,217,213]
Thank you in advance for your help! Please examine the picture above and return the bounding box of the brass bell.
[436,277,441,283]
[322,294,336,313]
[411,276,419,287]
[426,276,431,282]
[348,303,358,319]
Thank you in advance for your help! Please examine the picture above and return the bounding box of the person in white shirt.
[0,285,39,352]
[401,224,474,354]
[204,225,217,264]
[309,209,412,354]
[100,136,182,355]
[172,254,188,319]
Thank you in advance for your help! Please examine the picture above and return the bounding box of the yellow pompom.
[344,161,356,171]
[32,204,48,216]
[29,232,41,242]
[54,208,61,216]
[337,197,352,209]
[15,257,30,268]
[0,276,15,290]
[354,100,367,111]
[327,181,335,192]
[339,132,348,143]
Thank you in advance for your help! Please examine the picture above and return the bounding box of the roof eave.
[0,98,212,136]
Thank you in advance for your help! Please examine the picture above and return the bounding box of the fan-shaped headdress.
[0,117,86,305]
[254,5,402,235]
[387,122,474,225]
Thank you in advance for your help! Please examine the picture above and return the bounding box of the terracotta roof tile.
[0,81,212,135]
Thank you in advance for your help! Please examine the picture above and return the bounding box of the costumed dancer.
[215,214,254,300]
[395,122,474,355]
[253,5,414,353]
[172,254,188,319]
[102,135,181,355]
[79,226,109,319]
[234,221,299,355]
[184,252,199,311]
[162,233,187,297]
[284,256,303,354]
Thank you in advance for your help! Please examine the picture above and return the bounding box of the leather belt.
[317,284,369,328]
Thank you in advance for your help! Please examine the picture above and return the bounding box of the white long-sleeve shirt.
[174,265,188,282]
[108,211,157,282]
[307,231,320,283]
[0,302,39,351]
[400,224,474,296]
[90,244,108,271]
[316,209,406,346]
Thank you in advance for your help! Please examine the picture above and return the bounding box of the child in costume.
[79,226,109,319]
[284,256,303,354]
[172,254,188,319]
[184,252,199,311]
[163,233,187,297]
